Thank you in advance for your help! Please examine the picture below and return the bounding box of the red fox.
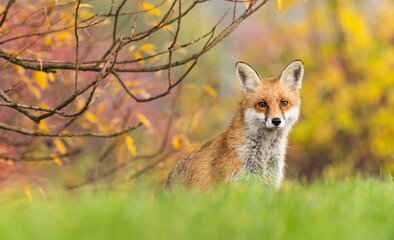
[165,60,304,189]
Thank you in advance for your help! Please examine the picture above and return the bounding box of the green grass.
[0,179,393,240]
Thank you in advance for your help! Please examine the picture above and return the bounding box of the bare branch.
[0,122,142,138]
[74,0,82,92]
[0,0,15,28]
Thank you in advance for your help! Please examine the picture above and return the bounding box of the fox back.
[165,60,304,190]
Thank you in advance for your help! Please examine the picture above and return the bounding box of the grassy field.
[0,178,393,240]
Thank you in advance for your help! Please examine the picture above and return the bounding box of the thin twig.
[74,0,82,92]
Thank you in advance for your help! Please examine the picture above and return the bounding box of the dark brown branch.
[74,0,82,92]
[2,81,21,94]
[0,0,15,28]
[0,89,40,123]
[0,122,142,138]
[129,0,144,39]
[167,0,182,86]
[112,0,128,44]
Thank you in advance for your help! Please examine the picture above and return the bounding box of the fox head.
[235,60,304,131]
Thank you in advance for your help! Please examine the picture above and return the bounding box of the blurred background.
[193,0,394,181]
[0,0,393,195]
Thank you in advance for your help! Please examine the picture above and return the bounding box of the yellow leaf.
[53,138,67,154]
[55,32,73,40]
[47,73,55,82]
[30,86,42,99]
[50,153,63,166]
[172,134,190,149]
[38,119,49,131]
[140,43,155,55]
[40,102,50,109]
[134,51,144,64]
[34,71,48,89]
[142,2,161,16]
[23,185,34,202]
[135,112,152,129]
[97,103,106,115]
[278,0,283,10]
[125,135,137,156]
[162,25,173,31]
[44,36,52,45]
[7,160,13,166]
[85,111,98,124]
[203,85,218,97]
[172,136,181,149]
[141,44,154,51]
[15,65,25,74]
[125,81,140,87]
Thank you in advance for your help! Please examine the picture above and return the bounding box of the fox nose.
[272,118,281,127]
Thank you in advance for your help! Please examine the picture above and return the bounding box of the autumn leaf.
[97,103,106,115]
[140,43,155,55]
[172,134,190,149]
[53,138,67,154]
[136,112,153,130]
[141,2,161,16]
[203,85,218,97]
[47,73,56,82]
[50,153,63,166]
[135,51,144,64]
[23,185,34,202]
[38,119,49,131]
[278,0,283,10]
[172,136,182,149]
[125,135,137,156]
[85,111,99,124]
[55,32,73,40]
[34,71,48,89]
[140,43,154,51]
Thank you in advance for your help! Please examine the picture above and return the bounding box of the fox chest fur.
[235,124,289,187]
[165,60,304,190]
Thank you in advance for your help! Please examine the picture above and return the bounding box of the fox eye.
[280,100,288,107]
[258,102,267,108]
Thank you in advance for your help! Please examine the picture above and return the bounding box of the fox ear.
[235,62,261,93]
[280,60,304,90]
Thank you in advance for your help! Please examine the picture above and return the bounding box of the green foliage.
[0,179,392,240]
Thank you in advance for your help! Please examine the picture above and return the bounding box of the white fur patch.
[284,106,300,129]
[244,108,265,132]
